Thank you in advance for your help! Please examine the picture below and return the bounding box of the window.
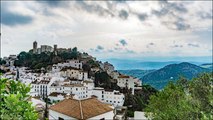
[58,117,64,120]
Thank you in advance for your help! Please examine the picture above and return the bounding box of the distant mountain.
[142,62,211,90]
[118,69,155,79]
[200,63,213,70]
[107,60,184,70]
[100,57,211,70]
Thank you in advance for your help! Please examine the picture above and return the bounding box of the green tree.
[124,85,158,117]
[0,77,38,119]
[72,47,78,52]
[0,58,6,65]
[94,71,111,89]
[145,73,213,120]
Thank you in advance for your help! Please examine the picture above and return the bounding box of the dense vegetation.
[142,62,211,89]
[0,76,38,119]
[94,71,120,90]
[14,47,78,70]
[124,85,158,117]
[0,58,6,65]
[145,73,213,120]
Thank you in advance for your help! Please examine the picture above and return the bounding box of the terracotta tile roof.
[49,92,67,97]
[118,75,130,78]
[32,80,50,84]
[49,98,113,119]
[62,84,84,87]
[64,79,70,82]
[68,78,82,81]
[60,66,81,71]
[39,80,50,84]
[83,80,93,83]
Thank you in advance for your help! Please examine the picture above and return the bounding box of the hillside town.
[0,41,144,120]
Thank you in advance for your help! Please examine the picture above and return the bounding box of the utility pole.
[16,68,19,81]
[42,67,48,120]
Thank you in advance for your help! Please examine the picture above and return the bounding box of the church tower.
[33,41,37,53]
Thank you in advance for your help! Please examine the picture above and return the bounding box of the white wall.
[88,111,114,120]
[92,88,125,106]
[134,111,148,120]
[49,110,113,120]
[49,110,77,120]
[117,77,135,95]
[48,95,65,102]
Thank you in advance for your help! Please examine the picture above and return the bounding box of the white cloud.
[1,1,212,60]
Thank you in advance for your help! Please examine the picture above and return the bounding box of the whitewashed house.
[49,98,114,120]
[52,60,82,72]
[133,77,142,86]
[49,82,89,100]
[83,80,94,98]
[48,92,76,103]
[92,87,125,107]
[31,80,51,97]
[117,75,135,95]
[60,67,88,80]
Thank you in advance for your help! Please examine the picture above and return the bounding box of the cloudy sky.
[1,0,212,62]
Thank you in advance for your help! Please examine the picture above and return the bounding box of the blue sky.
[1,1,212,63]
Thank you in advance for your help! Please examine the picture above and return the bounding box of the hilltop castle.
[33,41,54,54]
[32,41,71,54]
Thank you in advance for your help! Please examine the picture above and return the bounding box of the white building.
[3,55,17,66]
[2,72,16,79]
[48,92,74,103]
[83,80,94,97]
[133,77,142,86]
[31,80,51,97]
[92,87,125,107]
[60,67,88,80]
[49,81,89,100]
[117,75,135,95]
[52,60,83,72]
[49,98,114,120]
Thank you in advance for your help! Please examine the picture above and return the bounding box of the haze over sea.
[100,56,212,70]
